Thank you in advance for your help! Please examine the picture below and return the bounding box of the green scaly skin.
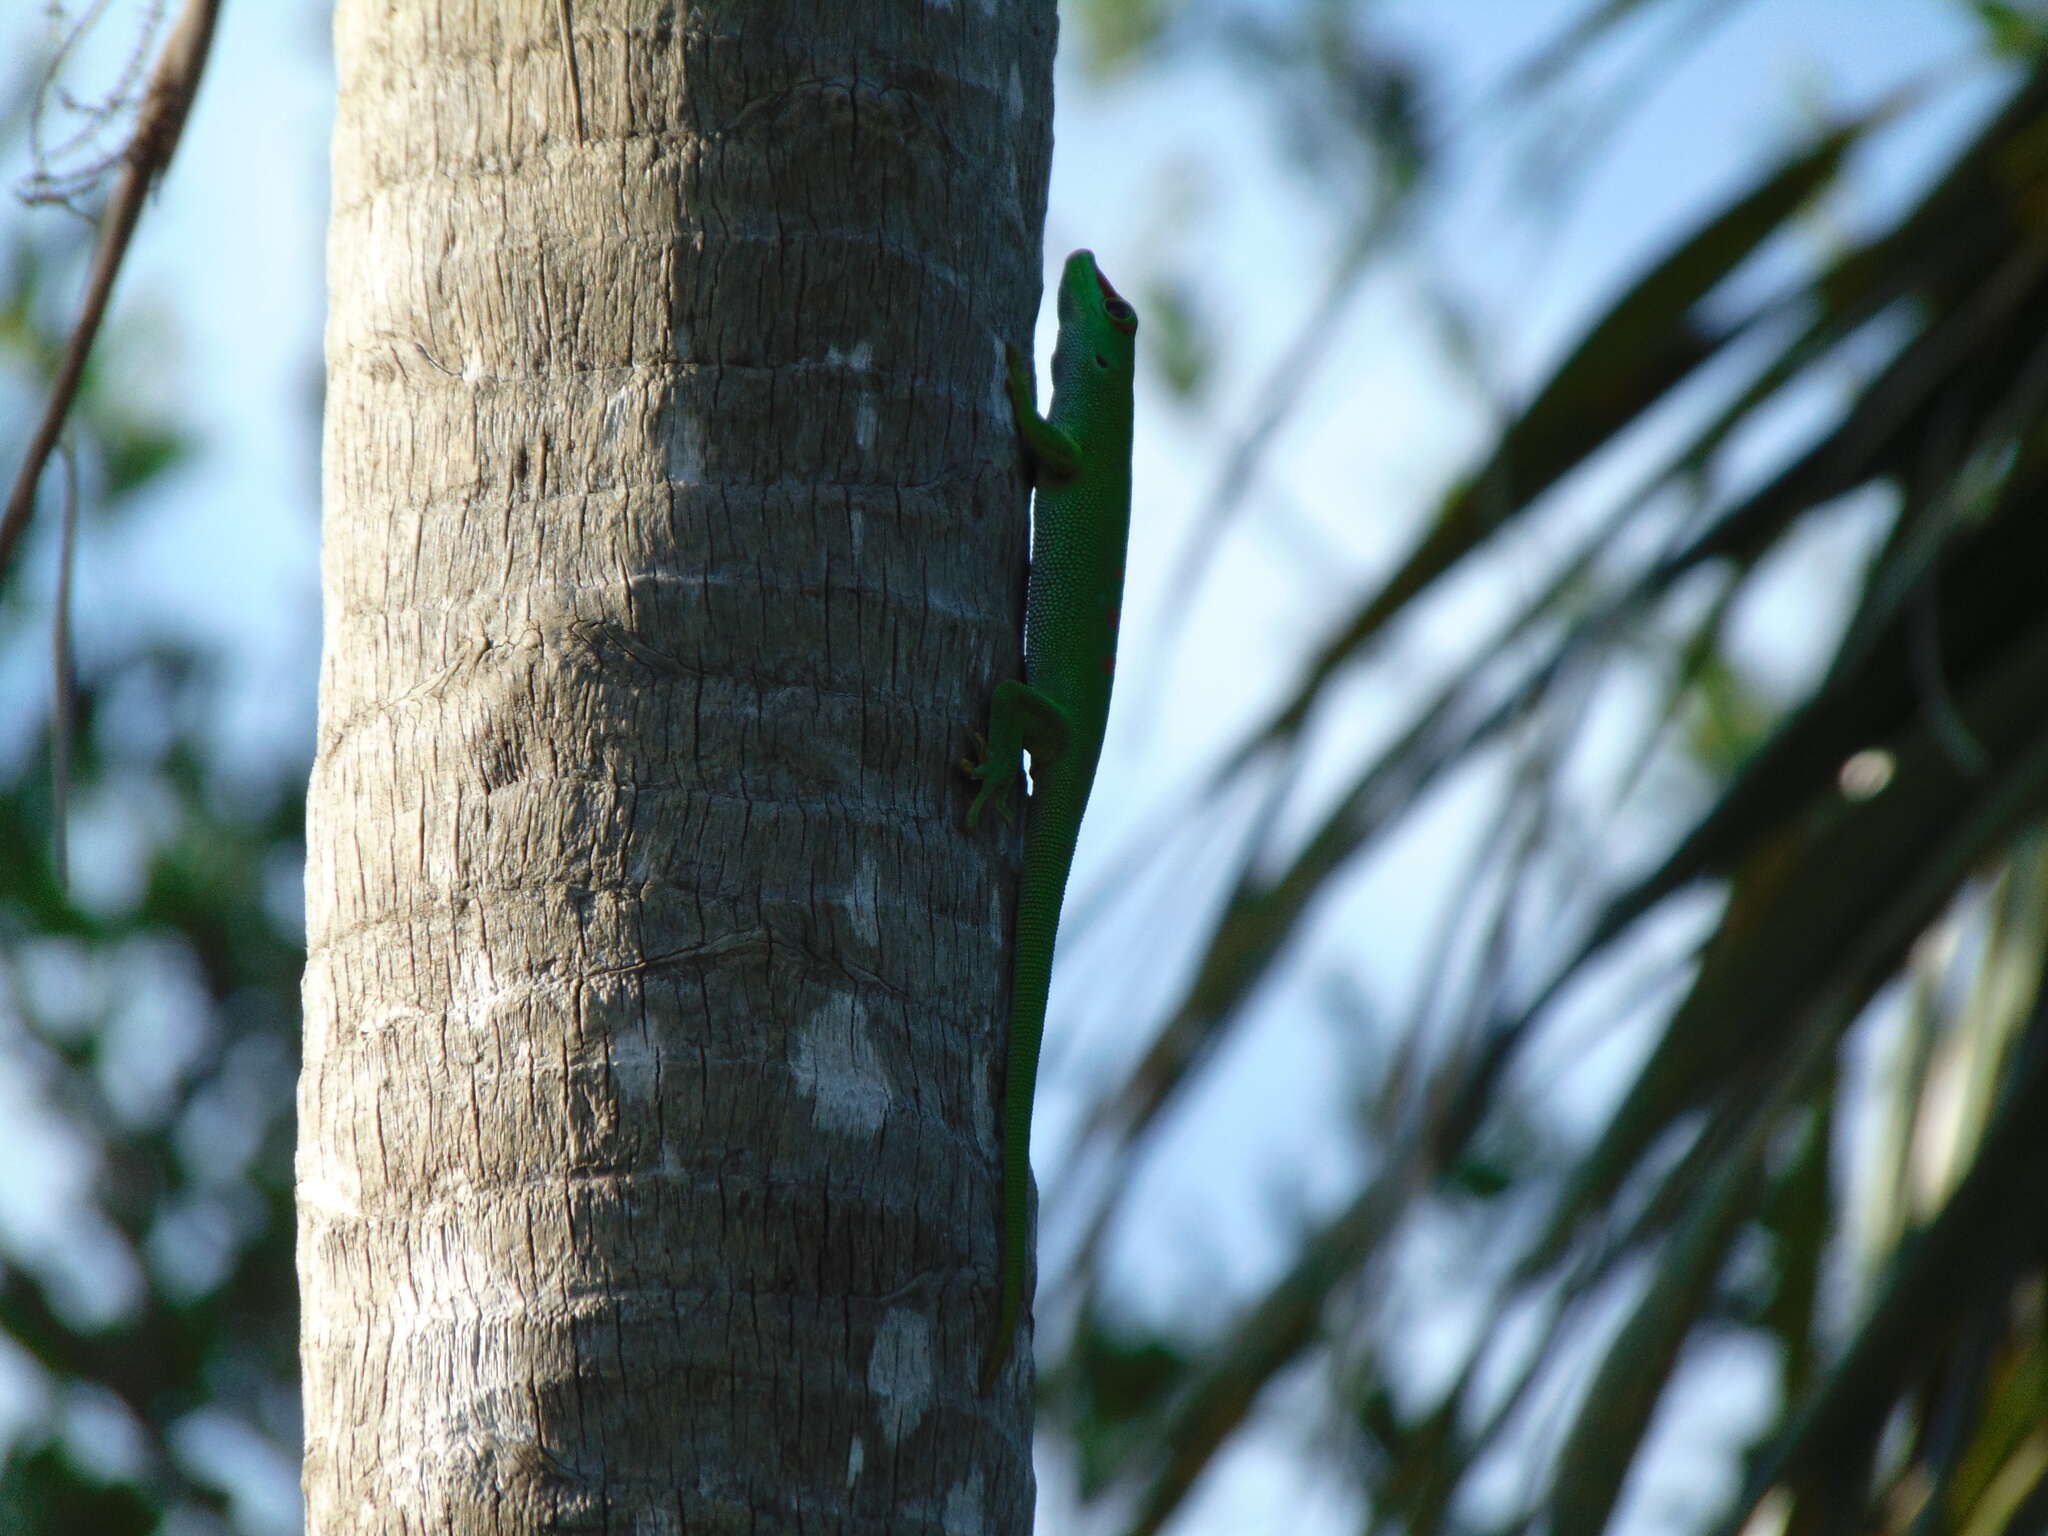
[963,250,1137,1394]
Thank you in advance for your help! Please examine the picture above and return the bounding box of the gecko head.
[1051,249,1138,394]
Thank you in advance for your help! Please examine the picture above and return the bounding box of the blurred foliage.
[1135,275,1210,401]
[1051,3,2048,1534]
[1076,0,1176,78]
[0,52,303,1536]
[1972,2,2048,60]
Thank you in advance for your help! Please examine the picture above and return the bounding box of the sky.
[0,1,2013,1531]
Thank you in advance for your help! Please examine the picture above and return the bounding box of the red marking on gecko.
[1101,653,1115,675]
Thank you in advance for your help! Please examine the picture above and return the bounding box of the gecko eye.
[1105,299,1133,322]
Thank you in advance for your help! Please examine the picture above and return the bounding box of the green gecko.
[963,249,1137,1393]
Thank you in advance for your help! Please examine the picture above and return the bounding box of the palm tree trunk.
[301,1,1055,1527]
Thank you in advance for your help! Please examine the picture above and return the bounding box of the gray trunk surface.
[301,2,1055,1528]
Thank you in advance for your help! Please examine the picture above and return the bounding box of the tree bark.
[301,2,1055,1529]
